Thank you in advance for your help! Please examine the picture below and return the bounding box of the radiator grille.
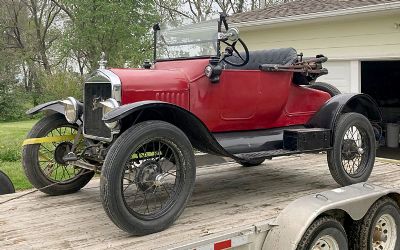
[83,82,112,139]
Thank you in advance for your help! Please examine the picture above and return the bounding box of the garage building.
[231,0,400,155]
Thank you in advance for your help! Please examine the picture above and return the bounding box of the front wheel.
[22,114,94,195]
[100,121,196,235]
[297,216,348,250]
[349,197,400,250]
[327,112,376,186]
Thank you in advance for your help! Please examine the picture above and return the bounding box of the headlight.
[61,97,81,124]
[100,98,120,129]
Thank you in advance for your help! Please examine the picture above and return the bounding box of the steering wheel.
[221,38,250,67]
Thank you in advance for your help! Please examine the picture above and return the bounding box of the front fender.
[26,100,64,116]
[307,93,382,129]
[103,101,232,157]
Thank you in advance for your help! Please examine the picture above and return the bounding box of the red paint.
[214,240,232,250]
[110,58,331,132]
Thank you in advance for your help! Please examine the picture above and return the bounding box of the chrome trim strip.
[85,69,122,102]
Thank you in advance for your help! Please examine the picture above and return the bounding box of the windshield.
[156,19,219,60]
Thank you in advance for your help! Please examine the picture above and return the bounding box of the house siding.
[239,13,400,60]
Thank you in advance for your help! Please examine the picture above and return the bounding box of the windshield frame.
[152,14,228,62]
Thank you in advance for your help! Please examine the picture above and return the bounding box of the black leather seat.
[223,48,298,70]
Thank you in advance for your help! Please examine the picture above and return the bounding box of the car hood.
[109,59,209,105]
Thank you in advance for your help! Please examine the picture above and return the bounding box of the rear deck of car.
[1,154,399,249]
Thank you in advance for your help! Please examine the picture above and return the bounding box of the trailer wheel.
[236,158,265,167]
[349,197,400,250]
[100,121,196,235]
[308,82,341,97]
[22,114,94,195]
[0,170,15,195]
[296,216,348,250]
[327,112,375,186]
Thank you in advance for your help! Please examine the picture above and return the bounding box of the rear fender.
[103,101,230,157]
[26,100,64,116]
[307,93,382,130]
[263,183,400,250]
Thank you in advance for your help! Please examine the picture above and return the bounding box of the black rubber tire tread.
[349,197,400,250]
[296,216,348,250]
[100,120,196,235]
[327,112,376,186]
[309,82,341,97]
[236,159,265,167]
[22,113,94,195]
[0,170,15,195]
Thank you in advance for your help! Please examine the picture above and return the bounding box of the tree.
[156,0,296,23]
[55,0,159,73]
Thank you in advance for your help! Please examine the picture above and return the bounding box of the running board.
[234,148,330,160]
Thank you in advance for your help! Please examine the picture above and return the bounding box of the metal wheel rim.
[121,138,185,220]
[37,126,85,183]
[372,214,397,250]
[340,125,370,177]
[312,235,340,250]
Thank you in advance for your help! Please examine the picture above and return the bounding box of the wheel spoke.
[341,124,370,177]
[121,139,183,218]
[37,126,85,183]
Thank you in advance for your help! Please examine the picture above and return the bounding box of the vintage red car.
[23,14,381,235]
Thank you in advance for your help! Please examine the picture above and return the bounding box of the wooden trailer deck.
[1,154,399,250]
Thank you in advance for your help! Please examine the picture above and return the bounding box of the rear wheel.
[100,121,196,235]
[22,114,94,195]
[309,82,341,97]
[236,158,265,167]
[0,170,15,195]
[349,197,400,250]
[327,112,376,186]
[297,216,348,250]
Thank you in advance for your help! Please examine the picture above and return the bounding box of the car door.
[218,70,260,120]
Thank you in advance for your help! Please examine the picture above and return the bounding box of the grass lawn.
[0,119,38,190]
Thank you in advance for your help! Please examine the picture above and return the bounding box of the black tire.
[22,113,94,195]
[297,216,348,250]
[100,120,196,235]
[309,82,341,97]
[349,197,400,250]
[236,158,265,167]
[0,170,15,195]
[327,112,376,186]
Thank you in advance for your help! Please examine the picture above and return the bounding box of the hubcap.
[372,214,397,250]
[54,142,73,165]
[135,160,162,191]
[340,125,369,176]
[312,235,340,250]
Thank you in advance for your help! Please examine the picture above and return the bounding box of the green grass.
[0,119,38,190]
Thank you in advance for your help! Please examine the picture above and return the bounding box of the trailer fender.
[103,101,230,157]
[26,100,64,116]
[307,93,382,130]
[263,183,399,250]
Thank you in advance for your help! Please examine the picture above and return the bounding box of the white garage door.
[318,61,351,93]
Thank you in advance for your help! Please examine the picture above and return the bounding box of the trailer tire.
[349,197,400,250]
[308,82,341,97]
[296,216,348,250]
[327,112,375,186]
[101,120,196,235]
[0,170,15,195]
[236,159,265,167]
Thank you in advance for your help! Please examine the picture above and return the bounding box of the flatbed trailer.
[1,154,400,249]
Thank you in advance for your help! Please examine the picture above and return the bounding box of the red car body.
[111,59,331,133]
